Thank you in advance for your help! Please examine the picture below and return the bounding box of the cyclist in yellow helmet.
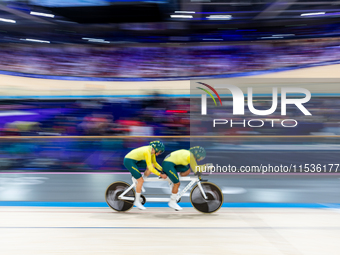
[124,141,167,210]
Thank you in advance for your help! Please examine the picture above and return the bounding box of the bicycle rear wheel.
[190,182,223,213]
[105,181,135,212]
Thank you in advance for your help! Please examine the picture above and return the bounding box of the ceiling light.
[301,12,325,17]
[30,11,55,18]
[272,34,295,37]
[20,38,50,43]
[88,39,110,43]
[82,38,105,42]
[175,11,195,14]
[0,18,16,23]
[170,15,193,19]
[206,15,232,20]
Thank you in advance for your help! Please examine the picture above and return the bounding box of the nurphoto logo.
[197,82,312,128]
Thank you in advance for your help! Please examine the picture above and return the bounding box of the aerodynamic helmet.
[189,146,206,160]
[150,141,165,154]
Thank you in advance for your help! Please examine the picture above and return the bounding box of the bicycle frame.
[118,175,208,202]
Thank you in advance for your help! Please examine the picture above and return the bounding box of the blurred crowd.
[1,37,340,78]
[0,96,339,171]
[0,96,339,137]
[0,96,190,137]
[0,97,190,170]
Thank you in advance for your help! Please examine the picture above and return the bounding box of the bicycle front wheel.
[105,181,135,212]
[190,182,223,213]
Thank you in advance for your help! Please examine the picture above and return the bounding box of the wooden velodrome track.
[1,207,340,255]
[0,63,339,97]
[1,65,340,254]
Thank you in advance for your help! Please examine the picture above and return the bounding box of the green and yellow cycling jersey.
[125,145,162,176]
[163,149,205,173]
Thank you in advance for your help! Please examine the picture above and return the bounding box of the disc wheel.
[105,181,135,212]
[190,182,223,214]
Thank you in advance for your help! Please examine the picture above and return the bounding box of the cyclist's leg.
[162,161,180,188]
[144,169,151,177]
[173,165,190,192]
[162,161,182,210]
[136,160,151,178]
[172,182,180,194]
[124,158,144,192]
[176,165,191,177]
[124,158,145,210]
[180,170,190,176]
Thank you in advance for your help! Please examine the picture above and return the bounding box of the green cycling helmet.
[190,146,206,160]
[150,141,165,154]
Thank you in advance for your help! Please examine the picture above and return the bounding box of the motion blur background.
[1,2,340,255]
[0,0,339,203]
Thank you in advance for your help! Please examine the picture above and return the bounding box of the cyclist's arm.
[144,151,160,176]
[151,154,163,171]
[189,155,205,173]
